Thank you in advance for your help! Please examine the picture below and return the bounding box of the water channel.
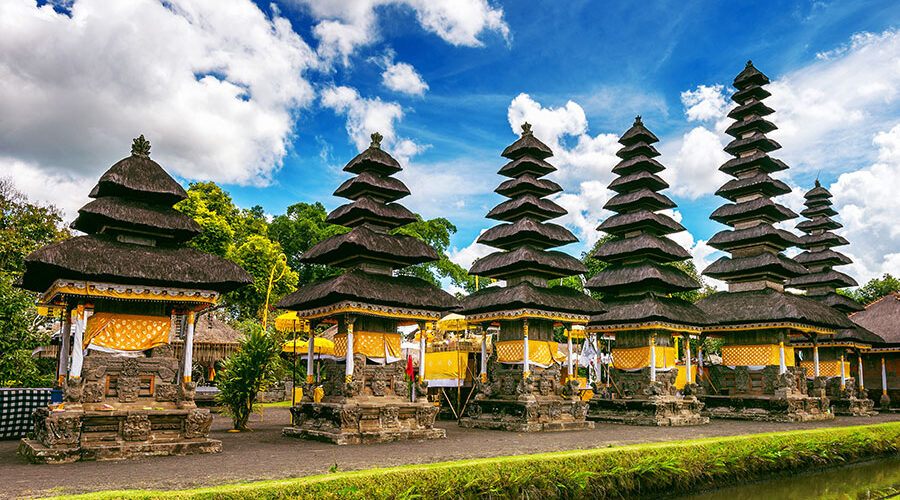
[677,455,900,500]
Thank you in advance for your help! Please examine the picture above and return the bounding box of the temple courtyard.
[2,408,898,498]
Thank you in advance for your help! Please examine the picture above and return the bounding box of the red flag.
[406,355,415,379]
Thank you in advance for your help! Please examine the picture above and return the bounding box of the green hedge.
[57,422,900,500]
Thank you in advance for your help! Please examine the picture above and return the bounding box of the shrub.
[215,321,281,431]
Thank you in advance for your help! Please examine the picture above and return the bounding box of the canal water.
[677,455,900,500]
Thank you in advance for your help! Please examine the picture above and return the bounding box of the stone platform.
[458,397,593,432]
[700,395,834,422]
[587,395,708,426]
[283,400,444,445]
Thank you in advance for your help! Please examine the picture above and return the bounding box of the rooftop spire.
[370,131,383,149]
[521,122,533,136]
[131,135,151,158]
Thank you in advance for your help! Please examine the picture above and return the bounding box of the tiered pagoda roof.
[277,133,457,315]
[461,123,603,319]
[587,117,708,328]
[697,62,851,331]
[19,136,252,294]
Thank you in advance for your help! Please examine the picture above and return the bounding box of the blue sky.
[4,0,900,289]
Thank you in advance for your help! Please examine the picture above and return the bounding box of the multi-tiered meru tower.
[278,133,457,444]
[458,123,604,432]
[696,61,852,422]
[584,117,709,426]
[788,181,880,416]
[18,137,252,463]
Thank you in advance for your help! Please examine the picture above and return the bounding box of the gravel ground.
[2,408,898,498]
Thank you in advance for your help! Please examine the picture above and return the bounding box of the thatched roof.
[727,100,775,121]
[707,224,801,252]
[850,293,900,344]
[715,173,791,202]
[586,262,699,296]
[603,188,675,213]
[608,170,668,193]
[787,269,858,289]
[276,268,458,312]
[799,231,849,249]
[709,197,796,226]
[333,171,410,202]
[794,249,852,267]
[477,218,577,250]
[469,246,587,279]
[588,293,710,327]
[72,197,201,242]
[501,123,553,160]
[326,197,417,228]
[697,287,854,329]
[733,60,771,89]
[89,155,188,205]
[812,292,865,314]
[703,252,807,281]
[343,142,402,176]
[615,142,660,160]
[618,117,659,145]
[598,209,684,236]
[611,156,665,176]
[590,234,690,263]
[497,156,557,178]
[495,174,562,197]
[797,216,841,232]
[459,281,604,316]
[20,234,252,293]
[486,193,567,222]
[299,224,440,268]
[724,115,777,138]
[724,133,780,156]
[719,152,787,176]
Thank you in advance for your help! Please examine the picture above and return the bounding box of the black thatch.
[342,144,402,176]
[89,155,189,206]
[733,60,771,89]
[715,174,791,202]
[800,205,838,218]
[726,100,775,121]
[731,84,771,103]
[850,293,900,344]
[603,188,675,213]
[804,184,831,200]
[326,197,417,228]
[485,193,567,222]
[710,197,796,225]
[696,287,854,329]
[459,281,605,316]
[588,293,710,327]
[618,118,659,145]
[608,171,668,193]
[495,174,562,197]
[71,197,201,242]
[707,224,801,252]
[500,123,553,160]
[796,216,841,232]
[590,234,690,263]
[299,225,439,268]
[586,262,699,295]
[813,292,865,314]
[786,269,858,289]
[469,246,587,279]
[724,115,777,138]
[794,249,852,267]
[703,253,808,280]
[497,156,557,178]
[333,171,410,202]
[477,218,577,250]
[723,133,781,156]
[719,152,788,176]
[598,210,684,236]
[276,268,458,312]
[615,142,660,160]
[20,234,252,293]
[833,325,884,345]
[611,156,665,176]
[799,231,849,249]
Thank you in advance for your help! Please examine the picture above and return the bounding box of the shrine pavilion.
[852,293,900,409]
[278,132,457,445]
[457,123,604,432]
[695,62,853,421]
[17,136,252,463]
[584,116,709,426]
[787,181,880,416]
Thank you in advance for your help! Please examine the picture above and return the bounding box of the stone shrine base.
[18,407,219,464]
[700,395,834,422]
[283,400,445,445]
[831,396,877,417]
[587,395,709,426]
[458,398,594,432]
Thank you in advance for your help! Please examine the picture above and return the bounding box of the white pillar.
[697,345,703,377]
[858,352,865,392]
[306,324,315,385]
[345,321,355,383]
[419,322,428,380]
[183,311,195,383]
[566,328,573,377]
[882,357,888,396]
[70,305,86,378]
[522,320,530,380]
[57,307,72,386]
[685,335,692,384]
[480,330,487,383]
[779,341,786,375]
[840,353,846,390]
[650,335,657,382]
[813,345,820,377]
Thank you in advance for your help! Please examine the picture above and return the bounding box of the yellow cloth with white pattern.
[495,340,565,365]
[799,360,849,378]
[333,332,401,359]
[84,312,170,351]
[722,344,795,367]
[613,346,676,370]
[424,351,468,380]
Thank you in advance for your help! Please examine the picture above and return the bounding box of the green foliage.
[394,216,476,292]
[268,202,347,287]
[215,321,282,431]
[228,235,299,320]
[0,178,69,274]
[842,273,900,306]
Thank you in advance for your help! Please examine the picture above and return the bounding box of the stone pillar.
[70,304,86,378]
[778,341,786,375]
[813,344,820,377]
[566,328,573,378]
[57,306,72,386]
[522,319,530,380]
[183,311,195,383]
[685,335,692,385]
[306,323,315,385]
[649,335,656,383]
[345,319,355,384]
[480,329,487,383]
[840,353,846,390]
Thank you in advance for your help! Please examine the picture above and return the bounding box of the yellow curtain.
[798,360,849,378]
[612,346,677,370]
[495,340,564,365]
[333,332,401,359]
[722,344,795,367]
[84,312,170,351]
[424,351,468,380]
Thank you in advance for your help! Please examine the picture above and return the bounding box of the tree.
[229,235,299,320]
[0,178,69,273]
[215,321,282,431]
[393,216,476,292]
[268,202,347,287]
[844,274,900,306]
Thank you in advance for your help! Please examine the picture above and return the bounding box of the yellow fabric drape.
[674,365,698,390]
[799,360,849,378]
[495,340,565,365]
[282,338,335,355]
[274,312,309,333]
[424,351,468,380]
[333,332,401,359]
[612,346,677,370]
[722,344,795,367]
[84,312,170,351]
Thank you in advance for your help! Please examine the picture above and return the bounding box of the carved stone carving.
[184,409,213,439]
[64,377,84,403]
[381,406,399,427]
[178,380,197,402]
[734,367,751,393]
[33,411,82,446]
[117,377,141,403]
[150,344,175,358]
[371,378,387,397]
[121,358,141,378]
[501,376,517,396]
[123,414,151,441]
[538,377,553,396]
[83,383,104,403]
[340,406,361,428]
[155,383,177,402]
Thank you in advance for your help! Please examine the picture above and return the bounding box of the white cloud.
[681,84,730,123]
[448,230,493,270]
[2,157,94,223]
[661,126,730,199]
[382,61,429,96]
[297,0,509,63]
[0,0,317,198]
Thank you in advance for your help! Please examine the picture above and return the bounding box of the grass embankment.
[54,422,900,500]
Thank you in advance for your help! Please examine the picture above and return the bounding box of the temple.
[696,62,853,422]
[17,136,252,463]
[457,123,604,432]
[278,132,458,445]
[787,181,880,416]
[584,116,709,426]
[853,293,900,409]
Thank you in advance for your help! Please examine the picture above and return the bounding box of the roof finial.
[521,122,532,136]
[370,131,383,149]
[814,178,821,188]
[131,135,151,158]
[634,115,643,125]
[746,59,754,68]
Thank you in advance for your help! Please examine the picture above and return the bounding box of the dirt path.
[2,409,898,498]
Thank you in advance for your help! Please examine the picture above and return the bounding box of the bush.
[215,321,282,431]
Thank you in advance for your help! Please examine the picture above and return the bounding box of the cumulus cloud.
[681,84,730,123]
[448,230,493,270]
[0,0,317,201]
[662,126,730,199]
[382,60,429,96]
